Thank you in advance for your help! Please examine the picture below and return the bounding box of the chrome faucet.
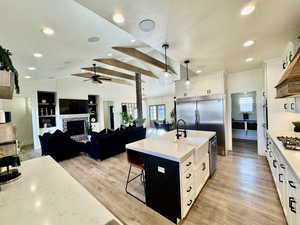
[176,119,187,139]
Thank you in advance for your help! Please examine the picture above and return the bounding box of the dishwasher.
[209,135,218,177]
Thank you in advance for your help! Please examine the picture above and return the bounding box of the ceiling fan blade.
[97,77,112,81]
[83,79,91,82]
[97,79,103,84]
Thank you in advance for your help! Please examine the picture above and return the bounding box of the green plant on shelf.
[0,45,20,93]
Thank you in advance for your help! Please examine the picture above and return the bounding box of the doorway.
[103,101,114,129]
[0,97,34,152]
[231,92,257,154]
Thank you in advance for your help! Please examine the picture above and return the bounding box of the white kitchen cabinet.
[268,134,300,225]
[286,168,298,225]
[175,71,225,98]
[284,98,296,113]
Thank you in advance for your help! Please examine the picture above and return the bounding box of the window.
[121,103,137,119]
[149,104,166,121]
[239,97,253,112]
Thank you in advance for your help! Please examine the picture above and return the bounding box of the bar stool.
[125,149,145,203]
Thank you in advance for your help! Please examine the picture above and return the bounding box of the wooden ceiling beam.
[81,66,136,81]
[94,58,158,79]
[112,47,176,74]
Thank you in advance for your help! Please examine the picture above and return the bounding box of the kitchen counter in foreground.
[0,156,122,225]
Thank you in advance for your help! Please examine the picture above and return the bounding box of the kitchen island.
[126,130,216,224]
[0,156,122,225]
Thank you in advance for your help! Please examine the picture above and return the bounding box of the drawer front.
[182,193,194,218]
[182,155,193,173]
[182,170,193,188]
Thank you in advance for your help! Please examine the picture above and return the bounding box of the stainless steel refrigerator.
[176,95,226,155]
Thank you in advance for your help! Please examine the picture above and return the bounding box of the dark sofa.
[39,130,83,161]
[86,126,146,160]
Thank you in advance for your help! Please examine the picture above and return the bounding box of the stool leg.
[125,165,132,194]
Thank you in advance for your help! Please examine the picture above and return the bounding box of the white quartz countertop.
[268,130,300,181]
[126,130,216,162]
[0,156,122,225]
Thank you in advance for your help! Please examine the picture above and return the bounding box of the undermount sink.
[173,136,208,145]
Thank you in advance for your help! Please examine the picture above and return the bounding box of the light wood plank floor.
[60,146,287,225]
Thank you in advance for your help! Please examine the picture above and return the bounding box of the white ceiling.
[75,0,300,73]
[0,0,178,97]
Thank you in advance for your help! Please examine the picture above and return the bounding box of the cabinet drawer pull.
[186,173,192,179]
[272,160,277,168]
[279,174,283,183]
[291,103,295,110]
[284,103,288,110]
[187,186,192,192]
[269,151,272,158]
[202,163,206,171]
[289,180,296,189]
[187,200,192,206]
[280,164,286,169]
[289,197,296,213]
[186,162,192,167]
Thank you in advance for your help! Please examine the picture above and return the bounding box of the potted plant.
[0,45,20,99]
[121,112,134,127]
[292,121,300,132]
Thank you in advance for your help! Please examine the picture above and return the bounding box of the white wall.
[226,68,265,155]
[144,95,175,127]
[15,76,136,151]
[264,58,299,132]
[0,97,34,147]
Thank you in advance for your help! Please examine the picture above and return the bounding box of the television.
[59,99,89,114]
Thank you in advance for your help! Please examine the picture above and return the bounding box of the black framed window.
[149,104,166,121]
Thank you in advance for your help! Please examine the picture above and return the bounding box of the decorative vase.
[294,127,300,132]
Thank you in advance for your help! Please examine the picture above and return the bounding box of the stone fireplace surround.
[60,114,89,142]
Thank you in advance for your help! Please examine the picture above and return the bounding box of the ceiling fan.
[73,64,112,84]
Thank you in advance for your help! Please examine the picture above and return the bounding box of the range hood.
[275,48,300,98]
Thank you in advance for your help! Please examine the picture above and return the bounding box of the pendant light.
[184,60,191,86]
[162,43,170,77]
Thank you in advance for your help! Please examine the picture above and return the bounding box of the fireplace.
[61,115,89,141]
[67,120,86,136]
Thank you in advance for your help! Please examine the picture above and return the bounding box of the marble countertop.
[126,130,216,162]
[0,156,122,225]
[268,130,300,181]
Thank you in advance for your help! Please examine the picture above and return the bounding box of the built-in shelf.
[39,115,56,118]
[88,95,98,123]
[38,91,57,128]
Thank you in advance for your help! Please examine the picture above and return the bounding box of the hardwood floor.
[60,148,287,225]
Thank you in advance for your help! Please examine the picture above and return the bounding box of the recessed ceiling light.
[245,57,254,62]
[243,40,255,47]
[41,27,55,36]
[131,39,136,43]
[107,53,113,57]
[196,70,202,74]
[139,19,155,32]
[113,13,125,24]
[24,75,32,79]
[241,3,255,16]
[33,53,43,58]
[88,36,100,43]
[28,67,36,71]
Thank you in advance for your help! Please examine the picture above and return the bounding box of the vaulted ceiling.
[0,0,179,97]
[75,0,300,73]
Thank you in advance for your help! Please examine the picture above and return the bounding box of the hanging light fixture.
[184,60,191,86]
[162,43,170,77]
